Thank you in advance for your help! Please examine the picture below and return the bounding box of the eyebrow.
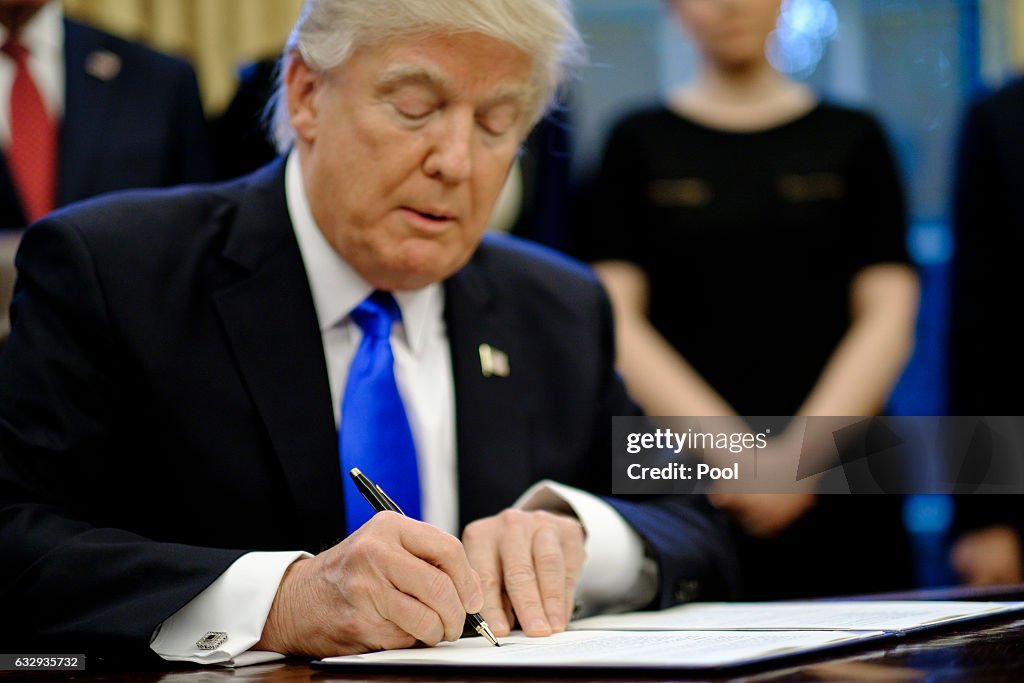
[376,64,537,108]
[376,64,449,93]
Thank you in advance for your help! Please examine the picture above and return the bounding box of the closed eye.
[386,83,442,121]
[477,102,521,136]
[393,99,438,121]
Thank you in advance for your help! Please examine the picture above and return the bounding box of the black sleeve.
[0,220,244,658]
[572,116,649,266]
[846,114,911,272]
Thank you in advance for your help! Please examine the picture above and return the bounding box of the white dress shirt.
[0,0,63,148]
[150,152,655,665]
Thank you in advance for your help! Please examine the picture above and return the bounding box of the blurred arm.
[593,259,737,419]
[795,263,919,418]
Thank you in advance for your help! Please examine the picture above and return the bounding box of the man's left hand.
[462,509,585,637]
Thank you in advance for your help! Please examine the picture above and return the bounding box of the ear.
[285,55,321,144]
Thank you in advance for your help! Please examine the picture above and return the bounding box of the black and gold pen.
[348,467,500,647]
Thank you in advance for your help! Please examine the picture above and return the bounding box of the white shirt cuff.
[513,480,657,616]
[150,550,310,666]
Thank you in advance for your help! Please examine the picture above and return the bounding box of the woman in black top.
[580,0,920,599]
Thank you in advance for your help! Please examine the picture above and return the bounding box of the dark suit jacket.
[0,19,212,229]
[0,160,736,658]
[948,78,1024,535]
[949,77,1024,415]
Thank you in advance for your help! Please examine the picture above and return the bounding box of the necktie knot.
[2,38,28,63]
[350,291,402,340]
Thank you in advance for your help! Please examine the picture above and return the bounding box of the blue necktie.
[339,291,422,534]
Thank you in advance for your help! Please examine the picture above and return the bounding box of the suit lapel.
[59,20,113,205]
[213,162,345,551]
[445,245,532,528]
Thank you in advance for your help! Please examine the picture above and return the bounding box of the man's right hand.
[254,512,484,657]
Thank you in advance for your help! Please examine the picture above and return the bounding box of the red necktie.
[3,37,56,222]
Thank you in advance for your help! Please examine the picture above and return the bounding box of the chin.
[377,245,475,291]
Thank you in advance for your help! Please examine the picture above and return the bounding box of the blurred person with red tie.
[0,0,211,340]
[0,0,210,228]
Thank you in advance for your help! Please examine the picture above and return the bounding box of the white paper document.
[571,600,1024,632]
[316,628,885,670]
[314,600,1024,671]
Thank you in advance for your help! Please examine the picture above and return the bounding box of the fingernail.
[549,614,565,631]
[528,618,550,633]
[491,618,508,634]
[468,593,483,612]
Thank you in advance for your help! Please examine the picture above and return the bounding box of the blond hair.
[269,0,583,152]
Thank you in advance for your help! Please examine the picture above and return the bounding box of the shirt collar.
[285,151,442,355]
[2,1,63,59]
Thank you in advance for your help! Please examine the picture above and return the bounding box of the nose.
[422,110,473,184]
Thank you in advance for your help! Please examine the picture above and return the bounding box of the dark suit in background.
[948,78,1024,540]
[0,18,212,229]
[949,77,1024,417]
[0,160,736,658]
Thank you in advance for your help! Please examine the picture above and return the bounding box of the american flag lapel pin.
[478,343,510,378]
[85,50,121,81]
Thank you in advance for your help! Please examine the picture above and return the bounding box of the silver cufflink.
[196,631,228,650]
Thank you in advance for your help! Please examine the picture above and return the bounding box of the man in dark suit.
[948,77,1024,587]
[0,0,735,665]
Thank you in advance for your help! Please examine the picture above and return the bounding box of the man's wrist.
[255,557,308,654]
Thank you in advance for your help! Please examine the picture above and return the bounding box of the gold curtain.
[61,0,305,115]
[1013,0,1024,68]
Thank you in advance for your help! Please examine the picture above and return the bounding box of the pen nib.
[476,620,500,647]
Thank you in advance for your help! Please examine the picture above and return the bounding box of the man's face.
[287,31,535,291]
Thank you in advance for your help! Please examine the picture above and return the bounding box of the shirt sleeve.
[514,479,658,617]
[150,550,310,666]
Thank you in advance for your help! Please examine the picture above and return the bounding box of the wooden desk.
[3,585,1023,682]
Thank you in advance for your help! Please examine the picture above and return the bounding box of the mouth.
[400,206,457,231]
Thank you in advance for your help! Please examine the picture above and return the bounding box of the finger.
[499,522,550,636]
[532,525,567,632]
[376,582,447,646]
[501,590,515,633]
[395,516,483,614]
[387,553,467,644]
[463,522,509,635]
[560,521,586,624]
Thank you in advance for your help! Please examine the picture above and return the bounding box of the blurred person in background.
[948,76,1024,587]
[575,0,920,599]
[0,0,211,227]
[0,0,211,340]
